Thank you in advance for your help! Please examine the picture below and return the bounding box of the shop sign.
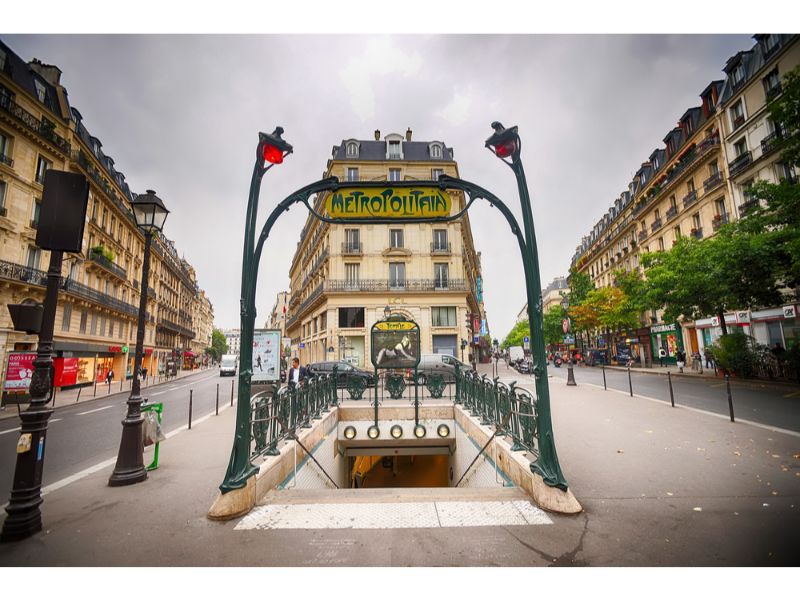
[108,346,122,353]
[53,357,79,387]
[325,187,450,219]
[3,353,36,390]
[374,321,416,331]
[735,310,751,324]
[650,323,678,334]
[783,305,797,319]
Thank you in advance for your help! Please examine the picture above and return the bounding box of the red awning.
[184,351,195,357]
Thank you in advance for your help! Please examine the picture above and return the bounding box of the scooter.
[553,356,563,368]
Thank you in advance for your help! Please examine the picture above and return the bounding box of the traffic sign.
[523,336,529,343]
[562,318,570,334]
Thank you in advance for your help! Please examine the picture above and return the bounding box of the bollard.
[120,376,124,392]
[93,376,98,397]
[216,383,219,416]
[230,380,234,406]
[668,371,675,408]
[566,365,577,386]
[602,365,607,390]
[188,389,193,430]
[725,374,735,422]
[75,386,82,403]
[627,366,633,397]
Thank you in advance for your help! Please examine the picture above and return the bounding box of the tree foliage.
[502,319,530,349]
[207,328,229,361]
[767,64,800,168]
[566,266,594,307]
[542,306,565,346]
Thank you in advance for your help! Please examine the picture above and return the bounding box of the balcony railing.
[431,241,452,254]
[738,199,759,216]
[637,231,647,242]
[157,317,195,339]
[341,242,362,255]
[682,190,698,209]
[690,228,703,240]
[285,283,324,328]
[0,95,71,155]
[765,83,782,101]
[0,153,13,167]
[760,129,784,156]
[712,213,730,231]
[0,259,48,287]
[147,286,157,300]
[61,278,139,318]
[728,151,752,177]
[703,172,723,193]
[325,278,468,293]
[650,218,662,233]
[88,249,127,280]
[665,206,678,220]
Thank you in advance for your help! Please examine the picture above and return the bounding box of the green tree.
[502,319,529,349]
[566,266,594,306]
[767,65,800,168]
[542,306,565,347]
[207,328,228,362]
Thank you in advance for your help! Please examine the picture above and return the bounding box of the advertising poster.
[4,353,37,390]
[53,357,79,387]
[252,329,281,382]
[77,357,95,385]
[371,321,420,369]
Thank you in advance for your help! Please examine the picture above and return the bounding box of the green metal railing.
[249,374,337,460]
[454,367,538,456]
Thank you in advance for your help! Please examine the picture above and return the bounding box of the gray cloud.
[3,34,752,339]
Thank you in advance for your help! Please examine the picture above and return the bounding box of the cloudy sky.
[3,34,753,339]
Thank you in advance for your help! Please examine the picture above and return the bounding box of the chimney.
[405,127,412,141]
[374,129,381,141]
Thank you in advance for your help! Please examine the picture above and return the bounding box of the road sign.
[473,335,480,344]
[523,336,529,343]
[562,318,570,334]
[564,335,575,344]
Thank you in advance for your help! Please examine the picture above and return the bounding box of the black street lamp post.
[561,296,577,386]
[485,122,569,490]
[108,190,169,486]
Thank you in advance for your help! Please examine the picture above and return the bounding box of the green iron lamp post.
[220,128,293,493]
[485,122,568,491]
[109,190,169,486]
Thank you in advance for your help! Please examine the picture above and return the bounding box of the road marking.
[236,500,552,530]
[77,405,114,416]
[0,426,21,435]
[580,381,800,438]
[784,390,800,399]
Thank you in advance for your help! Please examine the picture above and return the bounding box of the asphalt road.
[0,370,231,497]
[538,364,800,433]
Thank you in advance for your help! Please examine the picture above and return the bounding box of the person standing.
[287,357,308,388]
[676,349,686,373]
[704,348,714,369]
[658,347,667,367]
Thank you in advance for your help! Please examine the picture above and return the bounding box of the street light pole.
[109,190,169,486]
[486,122,568,491]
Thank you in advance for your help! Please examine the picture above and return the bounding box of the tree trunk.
[717,311,728,336]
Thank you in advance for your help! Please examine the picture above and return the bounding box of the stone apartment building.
[0,39,213,399]
[285,129,486,368]
[570,34,799,365]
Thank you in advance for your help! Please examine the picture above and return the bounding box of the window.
[344,228,360,252]
[657,237,664,251]
[346,167,358,182]
[30,199,40,228]
[433,229,448,251]
[345,263,360,285]
[34,79,46,103]
[102,207,108,229]
[434,263,449,288]
[338,307,364,328]
[710,160,719,176]
[0,180,6,212]
[431,168,443,181]
[430,144,442,159]
[26,246,40,270]
[388,140,401,159]
[389,168,401,182]
[654,209,661,220]
[100,316,106,337]
[0,48,6,72]
[731,63,745,88]
[763,68,781,98]
[0,131,11,164]
[389,229,403,248]
[61,303,72,332]
[673,226,681,240]
[692,213,701,230]
[389,263,406,288]
[669,195,677,210]
[762,34,780,56]
[730,100,745,129]
[346,142,359,157]
[90,312,98,335]
[686,178,695,193]
[432,307,456,327]
[734,138,748,157]
[683,117,693,135]
[35,156,51,185]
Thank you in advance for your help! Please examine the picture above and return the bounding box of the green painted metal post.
[486,122,568,491]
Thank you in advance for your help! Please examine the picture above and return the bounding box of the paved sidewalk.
[0,366,215,422]
[0,364,797,566]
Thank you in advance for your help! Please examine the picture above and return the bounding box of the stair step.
[259,485,527,506]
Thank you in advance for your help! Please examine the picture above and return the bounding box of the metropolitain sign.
[325,187,451,219]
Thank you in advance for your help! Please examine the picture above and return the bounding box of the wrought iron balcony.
[703,172,723,193]
[738,199,759,216]
[728,151,752,177]
[760,129,784,156]
[62,277,139,317]
[147,285,157,300]
[157,317,195,339]
[690,228,703,240]
[431,241,452,254]
[650,218,663,233]
[0,95,71,155]
[665,206,678,220]
[0,153,13,168]
[325,278,468,293]
[88,248,127,281]
[0,259,48,287]
[638,231,647,242]
[682,190,698,209]
[712,213,730,231]
[341,241,362,255]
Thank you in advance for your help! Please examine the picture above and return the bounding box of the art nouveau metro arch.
[219,124,569,498]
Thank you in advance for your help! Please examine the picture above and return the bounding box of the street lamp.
[485,121,569,491]
[108,190,169,486]
[383,305,391,319]
[560,296,577,386]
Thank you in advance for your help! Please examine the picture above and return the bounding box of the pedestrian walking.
[142,367,148,382]
[658,347,667,367]
[676,349,686,373]
[287,357,308,388]
[105,368,114,386]
[704,348,714,369]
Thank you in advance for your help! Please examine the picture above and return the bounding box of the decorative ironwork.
[346,374,367,400]
[426,373,446,399]
[0,95,71,155]
[682,190,698,209]
[385,373,407,399]
[728,151,752,177]
[325,278,467,293]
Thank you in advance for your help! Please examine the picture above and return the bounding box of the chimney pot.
[406,128,412,141]
[374,129,381,141]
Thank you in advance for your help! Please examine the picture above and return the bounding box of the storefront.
[649,322,684,365]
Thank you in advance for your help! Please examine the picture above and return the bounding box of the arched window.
[430,143,442,159]
[346,142,358,157]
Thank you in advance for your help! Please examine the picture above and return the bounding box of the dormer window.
[388,140,401,159]
[761,34,780,57]
[731,63,745,89]
[34,79,46,103]
[429,142,443,159]
[346,142,359,157]
[683,117,693,136]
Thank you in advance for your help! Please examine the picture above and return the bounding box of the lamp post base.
[566,366,577,386]
[108,410,147,487]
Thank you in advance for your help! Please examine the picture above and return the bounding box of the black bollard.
[75,386,82,404]
[215,383,219,416]
[566,365,577,386]
[230,380,234,407]
[188,389,193,430]
[602,365,607,390]
[668,371,675,408]
[628,366,633,397]
[725,374,735,422]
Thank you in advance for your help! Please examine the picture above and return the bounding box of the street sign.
[562,318,570,334]
[473,335,480,344]
[523,336,529,343]
[325,186,451,219]
[564,335,575,344]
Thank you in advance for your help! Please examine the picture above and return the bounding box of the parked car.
[307,361,374,388]
[584,348,610,366]
[515,359,533,374]
[412,353,471,385]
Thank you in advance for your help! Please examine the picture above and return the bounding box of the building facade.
[285,129,485,368]
[517,276,570,323]
[266,290,290,337]
[569,34,799,364]
[222,328,240,356]
[0,40,212,400]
